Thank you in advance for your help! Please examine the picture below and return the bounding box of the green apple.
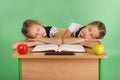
[93,44,104,55]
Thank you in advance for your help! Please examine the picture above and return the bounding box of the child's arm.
[27,38,62,45]
[12,40,45,50]
[54,32,61,38]
[80,41,101,48]
[62,37,85,44]
[62,29,101,46]
[27,32,62,45]
[38,38,62,45]
[63,37,101,47]
[62,29,71,38]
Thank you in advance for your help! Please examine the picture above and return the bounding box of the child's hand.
[26,39,37,42]
[38,42,46,45]
[86,39,102,43]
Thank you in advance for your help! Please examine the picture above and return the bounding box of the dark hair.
[21,19,42,38]
[89,21,106,39]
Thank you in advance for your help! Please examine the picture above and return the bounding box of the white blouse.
[68,22,83,37]
[49,26,58,37]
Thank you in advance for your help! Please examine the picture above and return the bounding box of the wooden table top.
[12,48,108,59]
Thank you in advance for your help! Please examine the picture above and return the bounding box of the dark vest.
[75,27,85,37]
[44,26,52,38]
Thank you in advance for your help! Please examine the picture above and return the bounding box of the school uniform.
[44,26,58,38]
[68,23,85,37]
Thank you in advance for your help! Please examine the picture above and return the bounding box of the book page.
[58,44,85,52]
[32,44,58,52]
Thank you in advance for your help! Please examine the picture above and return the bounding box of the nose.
[36,33,42,38]
[84,32,93,39]
[85,32,90,36]
[37,32,40,35]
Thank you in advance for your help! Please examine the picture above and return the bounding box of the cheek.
[30,34,36,38]
[35,36,42,38]
[42,29,46,34]
[82,28,88,33]
[41,30,47,36]
[84,35,92,39]
[36,34,43,38]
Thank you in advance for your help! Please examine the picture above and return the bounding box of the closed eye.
[36,33,39,35]
[88,27,92,32]
[35,28,40,35]
[37,28,40,31]
[90,34,95,39]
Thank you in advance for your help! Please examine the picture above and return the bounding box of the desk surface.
[12,48,107,59]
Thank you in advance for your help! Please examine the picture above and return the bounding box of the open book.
[32,44,86,52]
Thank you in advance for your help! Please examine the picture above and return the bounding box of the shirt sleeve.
[49,26,58,38]
[68,22,83,37]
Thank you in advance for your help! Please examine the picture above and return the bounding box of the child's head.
[80,21,106,39]
[21,19,46,38]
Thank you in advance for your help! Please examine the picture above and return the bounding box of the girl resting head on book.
[62,21,106,48]
[12,19,61,49]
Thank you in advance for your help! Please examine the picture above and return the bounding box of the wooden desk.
[12,48,107,80]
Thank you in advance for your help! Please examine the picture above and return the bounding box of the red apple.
[93,44,105,55]
[17,44,28,55]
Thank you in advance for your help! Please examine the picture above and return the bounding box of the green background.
[0,0,120,80]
